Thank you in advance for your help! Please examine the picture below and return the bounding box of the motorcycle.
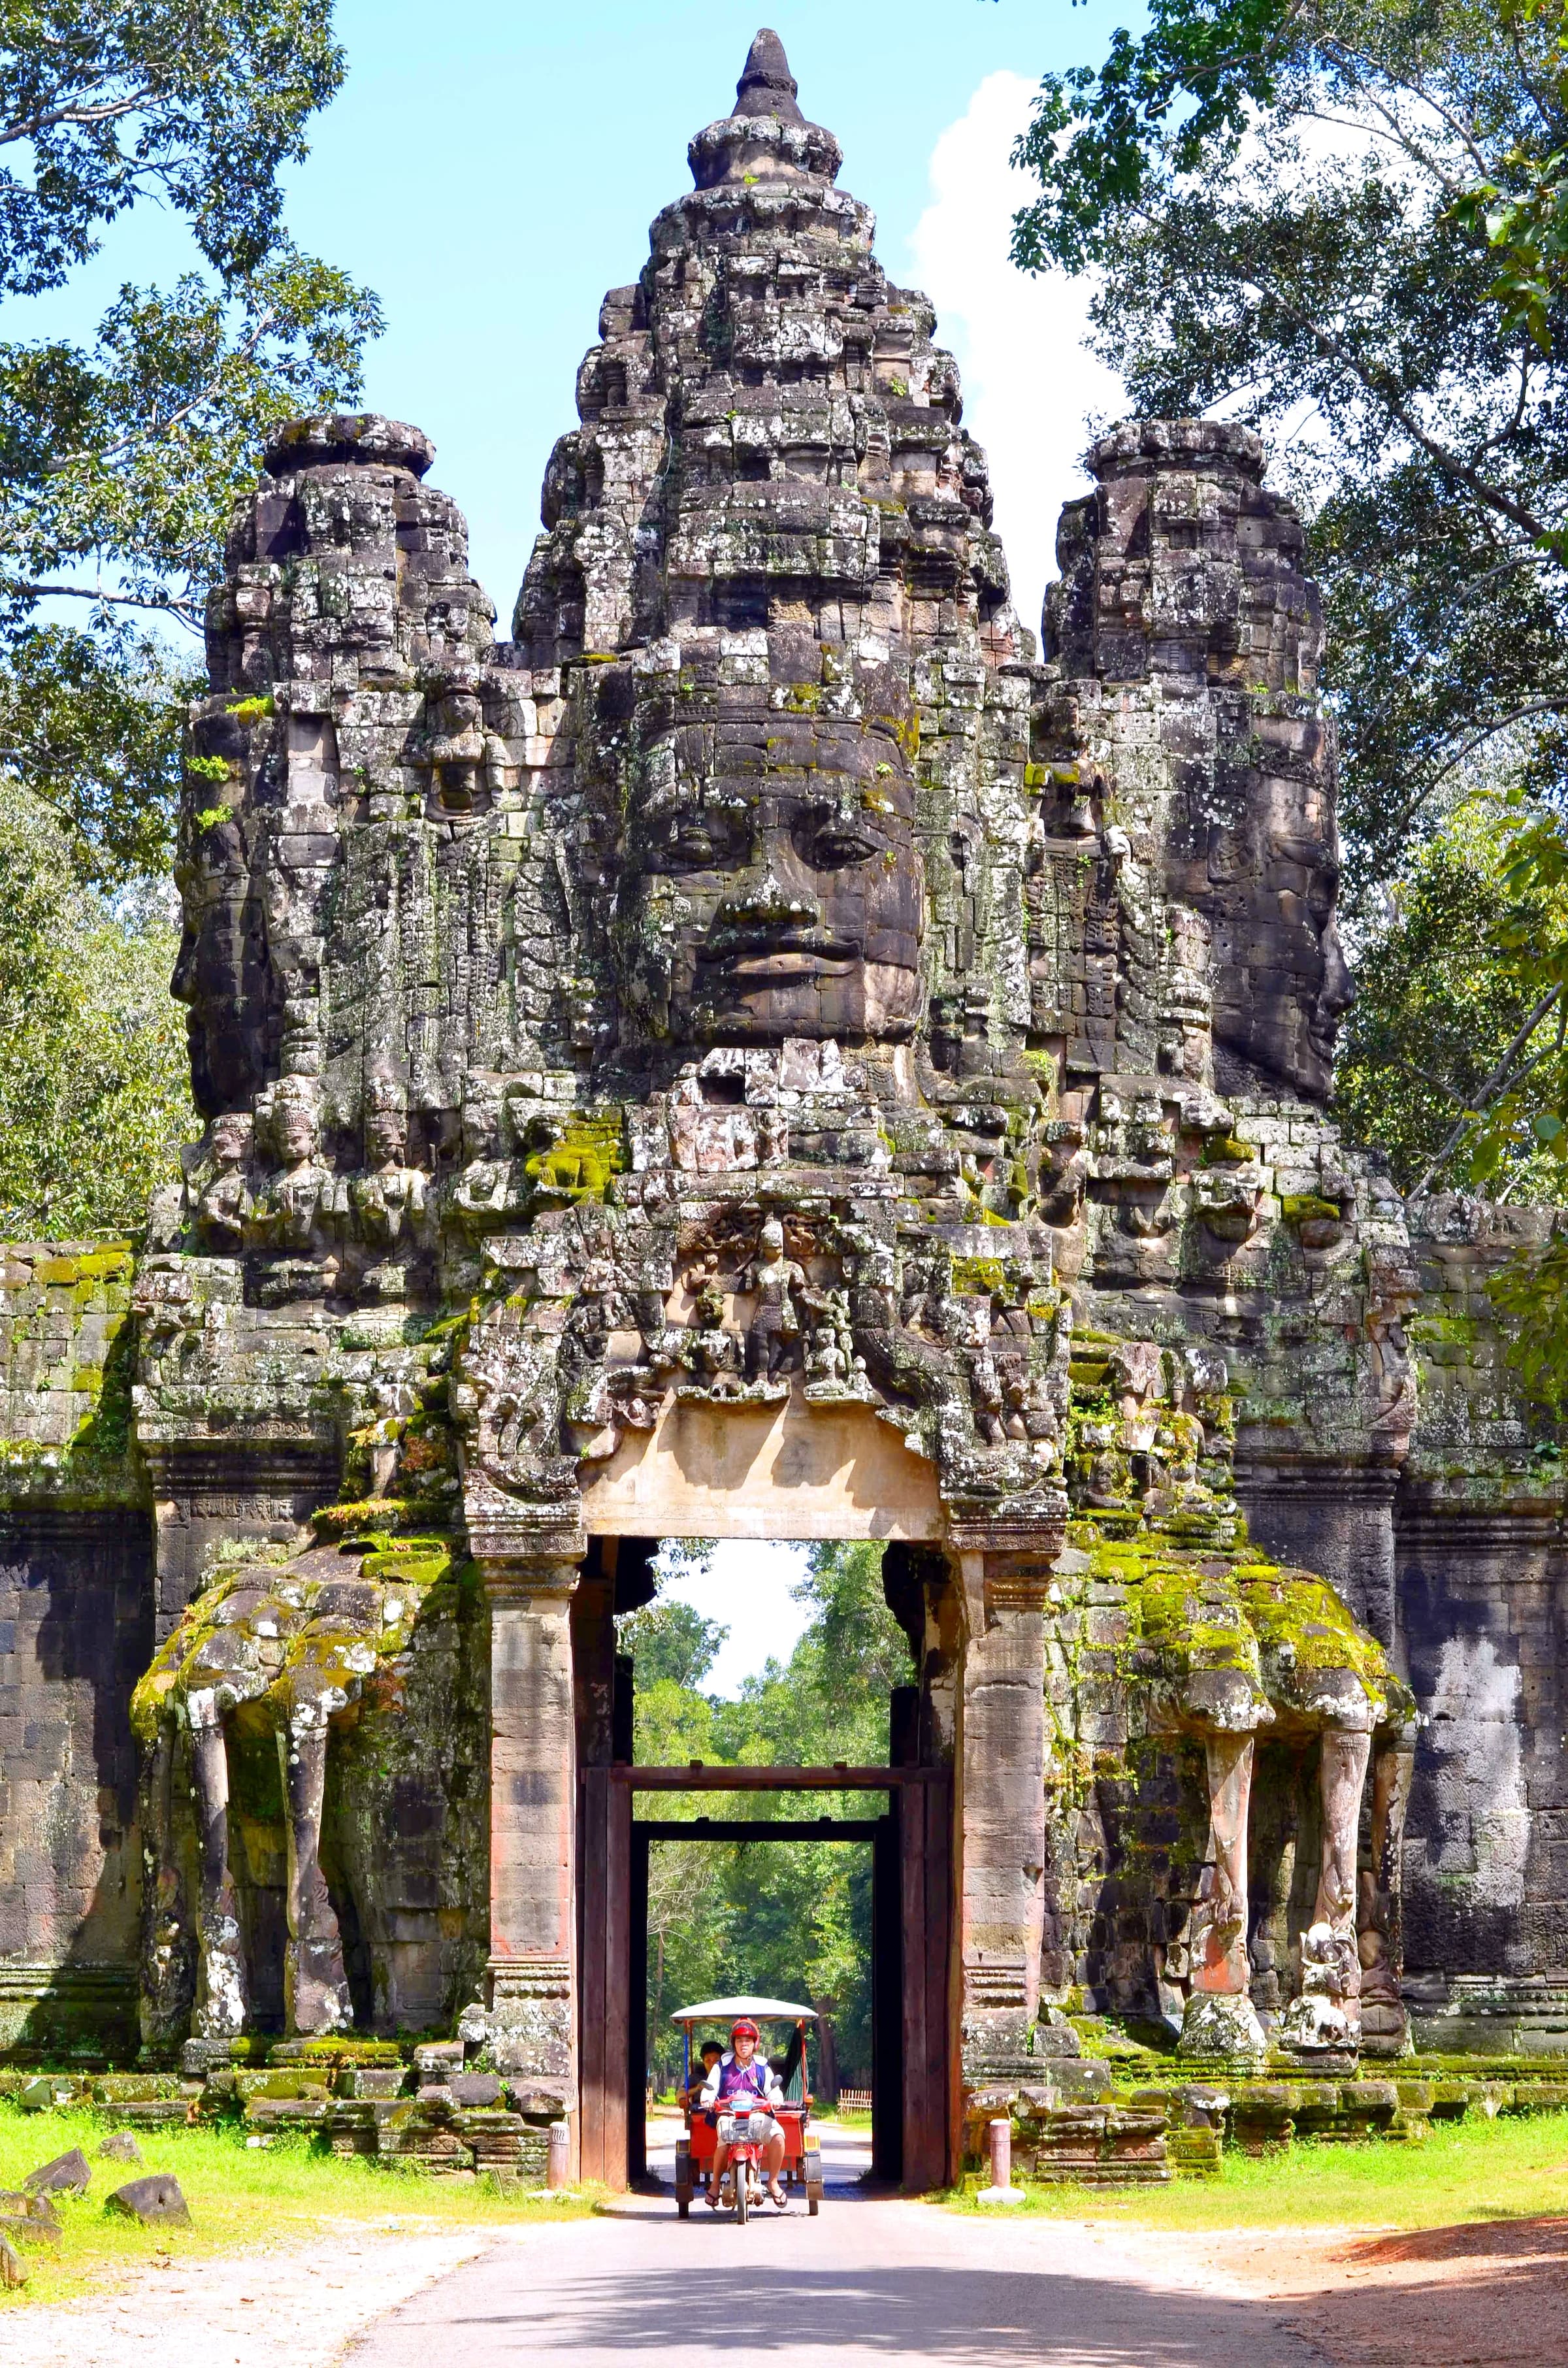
[671,1994,825,2222]
[714,2105,772,2224]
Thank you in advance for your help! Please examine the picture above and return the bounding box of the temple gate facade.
[3,34,1566,2177]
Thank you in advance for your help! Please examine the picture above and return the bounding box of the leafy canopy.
[0,2,379,881]
[1011,0,1568,896]
[0,780,193,1232]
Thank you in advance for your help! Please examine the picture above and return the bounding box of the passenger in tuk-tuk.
[700,2016,787,2209]
[685,2039,723,2113]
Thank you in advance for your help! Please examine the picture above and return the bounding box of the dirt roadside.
[1124,2214,1568,2365]
[0,2220,493,2368]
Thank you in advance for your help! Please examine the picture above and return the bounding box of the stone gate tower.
[3,34,1565,2165]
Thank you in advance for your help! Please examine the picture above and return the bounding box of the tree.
[1334,794,1567,1197]
[0,3,380,881]
[617,1596,728,1691]
[0,780,193,1232]
[1009,0,1568,902]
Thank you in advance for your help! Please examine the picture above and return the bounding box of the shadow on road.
[424,2260,1327,2365]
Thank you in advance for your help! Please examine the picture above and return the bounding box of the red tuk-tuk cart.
[670,1995,824,2221]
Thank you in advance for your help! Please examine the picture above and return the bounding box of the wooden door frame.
[577,1766,952,2193]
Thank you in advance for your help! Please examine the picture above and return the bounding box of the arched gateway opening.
[565,1397,958,2193]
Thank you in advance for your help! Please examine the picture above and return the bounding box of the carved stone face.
[208,1111,251,1170]
[614,696,923,1046]
[1177,765,1354,1102]
[269,1089,320,1170]
[365,1106,407,1169]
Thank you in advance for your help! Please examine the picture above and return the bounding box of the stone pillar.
[950,1540,1056,2084]
[188,1715,248,2038]
[278,1709,350,2035]
[1282,1724,1373,2051]
[1179,1730,1267,2059]
[1359,1732,1415,2056]
[882,1544,960,1766]
[480,1543,584,2116]
[137,1723,193,2051]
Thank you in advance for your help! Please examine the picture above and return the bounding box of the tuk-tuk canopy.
[670,1995,818,2024]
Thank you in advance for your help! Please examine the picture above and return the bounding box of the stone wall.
[0,1243,151,2050]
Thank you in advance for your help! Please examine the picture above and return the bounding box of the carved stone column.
[1282,1724,1374,2051]
[137,1723,193,2051]
[478,1538,585,2114]
[1359,1732,1414,2055]
[278,1709,350,2035]
[1179,1730,1267,2059]
[188,1715,248,2038]
[949,1538,1056,2084]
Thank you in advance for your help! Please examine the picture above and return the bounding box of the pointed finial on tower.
[735,28,804,125]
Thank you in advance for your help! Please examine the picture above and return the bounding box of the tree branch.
[12,580,201,629]
[1382,697,1568,841]
[1407,983,1565,1199]
[93,309,278,468]
[0,84,157,144]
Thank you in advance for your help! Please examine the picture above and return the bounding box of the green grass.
[949,2108,1568,2228]
[0,2103,596,2308]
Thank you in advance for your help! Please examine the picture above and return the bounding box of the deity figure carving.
[743,1217,806,1384]
[247,1077,336,1300]
[191,1110,253,1253]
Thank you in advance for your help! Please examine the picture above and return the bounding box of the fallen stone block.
[105,2174,191,2226]
[449,2072,504,2107]
[0,2232,25,2289]
[19,2075,81,2113]
[24,2146,91,2194]
[99,2130,144,2163]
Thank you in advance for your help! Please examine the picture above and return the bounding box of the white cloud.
[908,71,1126,649]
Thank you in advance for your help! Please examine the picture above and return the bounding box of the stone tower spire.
[734,27,804,123]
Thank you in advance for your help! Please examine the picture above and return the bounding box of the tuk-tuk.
[670,1995,824,2219]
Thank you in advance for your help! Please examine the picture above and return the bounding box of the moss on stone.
[950,1255,1006,1297]
[523,1111,625,1202]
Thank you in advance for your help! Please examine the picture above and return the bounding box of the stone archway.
[466,1393,1057,2190]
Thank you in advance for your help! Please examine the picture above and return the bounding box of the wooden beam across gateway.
[636,1817,885,1840]
[610,1764,941,1789]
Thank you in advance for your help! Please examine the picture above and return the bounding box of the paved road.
[350,2139,1327,2368]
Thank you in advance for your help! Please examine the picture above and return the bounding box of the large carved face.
[1177,761,1354,1103]
[613,691,924,1045]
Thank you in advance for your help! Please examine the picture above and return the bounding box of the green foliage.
[0,2,379,883]
[0,782,193,1232]
[1010,0,1568,901]
[1334,798,1567,1196]
[618,1596,728,1690]
[625,1542,915,2093]
[0,622,195,876]
[0,2,348,294]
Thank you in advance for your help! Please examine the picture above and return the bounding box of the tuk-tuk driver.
[700,2016,787,2209]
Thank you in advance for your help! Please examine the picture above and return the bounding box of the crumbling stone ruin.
[3,33,1567,2179]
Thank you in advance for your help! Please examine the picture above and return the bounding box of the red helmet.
[730,2017,760,2042]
